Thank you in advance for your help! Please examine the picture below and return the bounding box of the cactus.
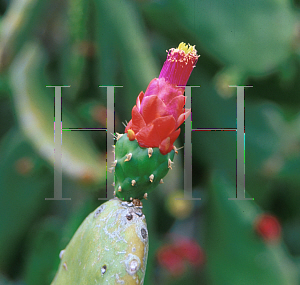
[113,133,175,202]
[111,43,199,202]
[51,198,148,285]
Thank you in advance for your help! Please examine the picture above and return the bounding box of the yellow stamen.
[177,42,196,54]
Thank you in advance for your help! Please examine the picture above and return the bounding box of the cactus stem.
[148,148,153,158]
[118,186,122,192]
[63,262,68,271]
[160,179,164,184]
[168,159,174,169]
[131,180,136,186]
[125,153,132,162]
[143,193,148,200]
[149,174,154,182]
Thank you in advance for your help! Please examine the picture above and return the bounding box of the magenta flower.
[125,42,199,155]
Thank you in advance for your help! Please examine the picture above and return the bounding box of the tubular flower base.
[125,42,199,155]
[114,43,199,202]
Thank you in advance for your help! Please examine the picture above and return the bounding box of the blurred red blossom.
[254,213,281,243]
[157,236,205,277]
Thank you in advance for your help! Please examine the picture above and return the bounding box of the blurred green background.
[0,0,300,284]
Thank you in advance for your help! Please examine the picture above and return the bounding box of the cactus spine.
[51,198,148,284]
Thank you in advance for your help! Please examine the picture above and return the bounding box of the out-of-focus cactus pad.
[51,198,149,284]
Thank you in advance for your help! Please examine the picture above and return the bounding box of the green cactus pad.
[51,198,148,285]
[114,134,175,201]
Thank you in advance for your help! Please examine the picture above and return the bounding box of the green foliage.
[206,171,298,284]
[0,129,53,270]
[0,0,49,72]
[22,217,64,285]
[9,41,106,191]
[141,0,297,75]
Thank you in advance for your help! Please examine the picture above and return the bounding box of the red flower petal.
[136,116,176,149]
[176,108,191,129]
[159,128,181,155]
[169,128,181,145]
[144,78,183,105]
[143,78,159,97]
[136,124,161,147]
[136,91,144,111]
[159,137,171,155]
[140,95,166,125]
[165,95,186,120]
[151,115,176,141]
[130,105,146,133]
[125,120,133,132]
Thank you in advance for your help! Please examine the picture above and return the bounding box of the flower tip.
[127,129,136,141]
[159,42,199,88]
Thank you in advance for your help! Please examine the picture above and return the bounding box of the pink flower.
[125,42,199,155]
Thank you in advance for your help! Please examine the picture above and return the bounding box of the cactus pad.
[114,133,175,201]
[51,198,149,284]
